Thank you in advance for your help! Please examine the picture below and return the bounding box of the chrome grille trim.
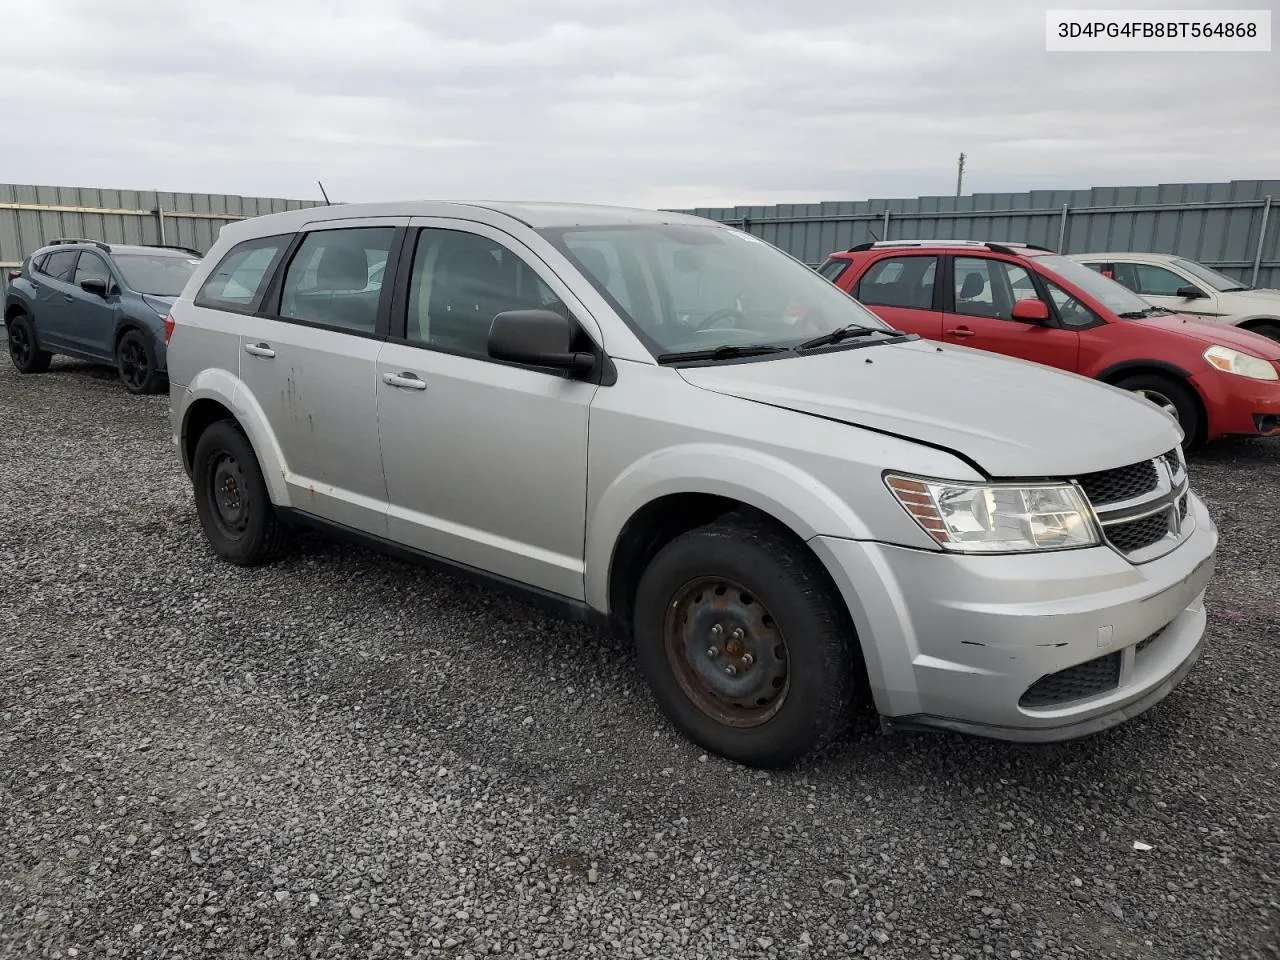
[1075,449,1193,563]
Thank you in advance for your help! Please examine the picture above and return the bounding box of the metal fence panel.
[674,179,1280,291]
[1,184,322,298]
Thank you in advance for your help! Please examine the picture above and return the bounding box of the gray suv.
[167,202,1218,768]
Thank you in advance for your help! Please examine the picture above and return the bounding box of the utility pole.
[955,153,966,197]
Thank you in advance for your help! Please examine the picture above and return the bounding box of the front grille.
[1178,493,1189,522]
[1077,460,1159,506]
[1020,652,1122,708]
[1106,511,1173,553]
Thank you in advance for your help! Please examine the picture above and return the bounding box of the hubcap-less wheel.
[209,453,250,539]
[118,337,150,392]
[8,323,31,367]
[664,576,790,728]
[1133,388,1179,423]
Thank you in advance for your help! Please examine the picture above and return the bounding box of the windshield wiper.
[796,324,898,350]
[1119,306,1173,319]
[656,343,790,364]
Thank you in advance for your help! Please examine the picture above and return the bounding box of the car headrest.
[959,271,986,300]
[315,245,369,292]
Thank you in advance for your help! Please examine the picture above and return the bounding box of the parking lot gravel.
[1,357,1278,960]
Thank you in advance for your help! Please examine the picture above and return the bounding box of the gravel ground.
[1,357,1277,960]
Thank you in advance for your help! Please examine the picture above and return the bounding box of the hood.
[1230,286,1280,303]
[1133,313,1280,359]
[677,338,1180,478]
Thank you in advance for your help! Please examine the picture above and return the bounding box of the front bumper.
[1190,368,1280,439]
[810,492,1218,741]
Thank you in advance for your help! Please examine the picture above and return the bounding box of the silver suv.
[167,202,1218,768]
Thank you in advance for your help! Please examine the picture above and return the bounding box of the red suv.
[818,240,1280,448]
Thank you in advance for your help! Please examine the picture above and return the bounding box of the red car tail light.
[5,269,19,281]
[163,313,176,344]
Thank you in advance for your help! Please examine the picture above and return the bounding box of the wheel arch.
[1095,359,1208,445]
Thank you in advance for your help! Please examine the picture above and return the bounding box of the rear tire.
[632,511,861,768]
[192,420,288,566]
[1114,373,1202,451]
[116,328,165,394]
[6,313,53,374]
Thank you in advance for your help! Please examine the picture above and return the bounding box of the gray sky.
[2,0,1275,207]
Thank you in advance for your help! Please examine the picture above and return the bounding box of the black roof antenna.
[317,180,332,205]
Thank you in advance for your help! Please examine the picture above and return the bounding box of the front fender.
[584,442,876,612]
[181,367,292,507]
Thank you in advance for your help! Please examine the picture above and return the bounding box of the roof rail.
[49,237,111,252]
[138,243,203,257]
[846,239,1054,254]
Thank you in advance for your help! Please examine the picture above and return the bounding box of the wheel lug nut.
[711,624,723,637]
[724,665,737,676]
[706,646,719,658]
[742,653,754,667]
[731,628,744,642]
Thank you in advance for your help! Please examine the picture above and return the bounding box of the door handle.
[383,371,427,390]
[244,342,276,359]
[63,295,75,303]
[946,326,976,338]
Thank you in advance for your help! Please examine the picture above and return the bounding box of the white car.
[1069,252,1280,341]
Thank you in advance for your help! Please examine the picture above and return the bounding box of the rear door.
[851,253,944,339]
[943,255,1080,372]
[31,250,80,349]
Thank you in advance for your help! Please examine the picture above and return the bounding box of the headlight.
[885,474,1100,553]
[1203,345,1278,381]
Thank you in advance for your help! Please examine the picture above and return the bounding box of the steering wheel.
[692,306,748,333]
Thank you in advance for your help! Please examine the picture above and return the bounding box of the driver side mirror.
[1176,285,1207,300]
[80,278,109,298]
[488,309,596,375]
[1011,298,1050,323]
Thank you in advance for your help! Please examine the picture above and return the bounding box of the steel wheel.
[118,337,150,392]
[663,576,790,728]
[8,322,31,367]
[208,452,251,540]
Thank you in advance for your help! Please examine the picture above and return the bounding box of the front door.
[64,251,119,358]
[375,221,598,599]
[943,255,1080,372]
[237,220,406,537]
[1113,260,1222,319]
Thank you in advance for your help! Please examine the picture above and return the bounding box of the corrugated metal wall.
[676,179,1280,289]
[1,184,321,297]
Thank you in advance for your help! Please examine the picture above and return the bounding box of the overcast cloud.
[1,0,1276,207]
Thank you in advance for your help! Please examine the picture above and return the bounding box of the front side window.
[405,228,570,356]
[41,251,79,282]
[113,253,200,297]
[857,255,937,310]
[1043,279,1103,329]
[73,253,112,287]
[1172,257,1248,292]
[952,257,1035,321]
[539,224,889,356]
[195,236,288,312]
[1033,255,1153,316]
[280,227,396,333]
[1131,263,1194,297]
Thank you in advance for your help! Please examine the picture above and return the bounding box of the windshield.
[114,253,201,297]
[1172,257,1248,292]
[539,224,890,356]
[1037,255,1154,315]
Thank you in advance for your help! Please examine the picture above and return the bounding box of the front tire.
[116,328,165,394]
[6,313,53,374]
[1245,320,1280,342]
[633,512,861,768]
[1114,373,1202,450]
[192,420,288,566]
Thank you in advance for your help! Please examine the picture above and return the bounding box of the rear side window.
[195,236,288,313]
[41,251,79,282]
[857,256,937,309]
[278,227,397,334]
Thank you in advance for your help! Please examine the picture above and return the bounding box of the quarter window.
[816,258,849,283]
[857,256,937,309]
[1043,279,1103,329]
[195,236,288,312]
[953,257,1035,322]
[405,229,570,357]
[279,227,396,333]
